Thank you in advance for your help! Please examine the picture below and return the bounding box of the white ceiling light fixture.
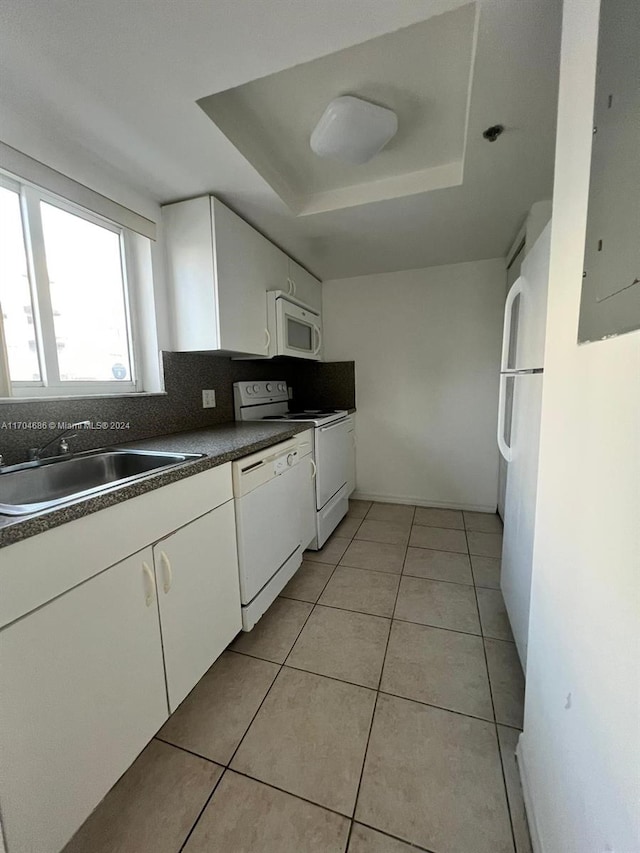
[310,95,398,165]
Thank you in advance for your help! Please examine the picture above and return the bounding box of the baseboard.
[351,491,497,514]
[516,737,545,853]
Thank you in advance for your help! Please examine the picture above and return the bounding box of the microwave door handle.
[313,324,322,356]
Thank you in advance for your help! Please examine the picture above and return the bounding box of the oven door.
[314,417,350,510]
[274,295,321,361]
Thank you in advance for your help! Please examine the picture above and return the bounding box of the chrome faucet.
[28,421,91,462]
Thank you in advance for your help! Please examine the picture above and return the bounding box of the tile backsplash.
[0,353,355,466]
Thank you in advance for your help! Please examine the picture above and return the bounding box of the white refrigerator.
[497,222,552,671]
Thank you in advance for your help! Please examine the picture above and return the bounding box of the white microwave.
[266,291,322,360]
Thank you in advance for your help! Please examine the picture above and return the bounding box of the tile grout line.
[176,561,338,853]
[464,515,519,853]
[344,502,416,852]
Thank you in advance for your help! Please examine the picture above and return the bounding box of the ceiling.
[0,0,562,279]
[198,3,477,215]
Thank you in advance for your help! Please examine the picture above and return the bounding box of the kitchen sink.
[0,449,204,516]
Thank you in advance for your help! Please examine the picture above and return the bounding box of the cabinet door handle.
[160,551,172,593]
[265,327,271,352]
[286,277,293,295]
[310,458,317,480]
[312,324,322,356]
[292,278,297,295]
[142,562,156,607]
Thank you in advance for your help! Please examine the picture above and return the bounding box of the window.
[0,174,140,396]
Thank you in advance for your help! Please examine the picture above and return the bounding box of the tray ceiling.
[198,3,477,215]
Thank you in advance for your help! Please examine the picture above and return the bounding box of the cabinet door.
[289,259,322,313]
[154,501,241,712]
[213,198,288,356]
[0,548,168,853]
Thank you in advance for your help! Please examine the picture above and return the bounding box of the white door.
[500,372,544,671]
[288,259,322,312]
[498,244,525,518]
[315,418,350,509]
[213,198,286,356]
[235,464,303,602]
[296,453,318,550]
[154,502,241,712]
[0,548,168,853]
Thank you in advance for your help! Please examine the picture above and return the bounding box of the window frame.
[0,171,143,398]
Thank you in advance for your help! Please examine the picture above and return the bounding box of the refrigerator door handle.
[501,276,524,372]
[497,373,513,462]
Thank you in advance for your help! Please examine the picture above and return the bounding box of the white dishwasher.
[233,433,311,631]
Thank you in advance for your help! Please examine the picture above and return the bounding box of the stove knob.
[246,386,253,395]
[252,384,260,393]
[266,383,273,392]
[279,382,286,392]
[286,452,296,467]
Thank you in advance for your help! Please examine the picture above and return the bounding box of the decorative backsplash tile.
[0,353,355,465]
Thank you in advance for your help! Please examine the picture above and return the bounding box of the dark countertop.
[0,421,311,549]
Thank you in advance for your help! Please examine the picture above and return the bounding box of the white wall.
[518,1,640,851]
[323,259,505,510]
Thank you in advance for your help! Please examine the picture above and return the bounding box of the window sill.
[0,391,168,405]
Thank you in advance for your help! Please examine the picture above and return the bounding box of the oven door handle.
[318,419,348,433]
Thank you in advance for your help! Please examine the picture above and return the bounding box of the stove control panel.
[235,380,289,404]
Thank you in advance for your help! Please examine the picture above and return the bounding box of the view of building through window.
[0,182,134,391]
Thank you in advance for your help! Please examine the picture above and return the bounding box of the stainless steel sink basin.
[0,449,204,516]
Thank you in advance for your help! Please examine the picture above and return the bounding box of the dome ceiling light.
[310,95,398,165]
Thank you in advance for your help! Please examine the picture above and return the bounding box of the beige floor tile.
[340,539,405,574]
[183,771,350,853]
[409,525,468,554]
[477,588,514,641]
[413,506,464,529]
[381,621,493,720]
[464,510,504,533]
[355,694,514,853]
[348,823,421,852]
[62,740,222,853]
[158,651,279,764]
[348,499,372,518]
[305,536,351,564]
[287,606,390,688]
[231,668,376,815]
[485,639,525,728]
[471,555,502,589]
[366,502,415,524]
[355,519,411,545]
[231,598,312,663]
[334,515,363,538]
[467,530,503,558]
[318,566,400,617]
[404,547,472,585]
[394,576,481,634]
[498,726,533,853]
[280,560,335,603]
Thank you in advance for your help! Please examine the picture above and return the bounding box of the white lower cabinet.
[0,548,169,853]
[154,501,241,712]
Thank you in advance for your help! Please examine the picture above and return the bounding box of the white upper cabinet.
[287,259,322,312]
[163,196,322,357]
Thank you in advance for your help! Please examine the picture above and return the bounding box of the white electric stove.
[234,380,352,548]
